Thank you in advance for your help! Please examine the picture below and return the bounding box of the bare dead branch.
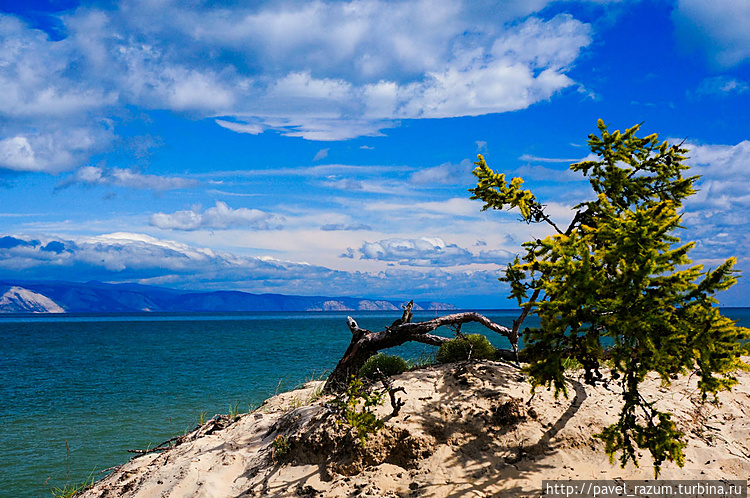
[324,308,517,393]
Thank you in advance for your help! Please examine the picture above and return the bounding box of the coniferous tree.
[470,119,749,475]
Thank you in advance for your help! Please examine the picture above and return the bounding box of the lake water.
[1,309,747,497]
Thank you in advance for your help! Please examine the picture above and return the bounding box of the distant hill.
[0,280,456,314]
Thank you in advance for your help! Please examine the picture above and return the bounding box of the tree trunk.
[323,304,518,393]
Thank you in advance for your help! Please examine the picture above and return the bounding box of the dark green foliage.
[470,119,750,476]
[435,334,496,364]
[358,353,409,379]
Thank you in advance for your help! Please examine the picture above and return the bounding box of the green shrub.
[332,376,385,447]
[436,334,496,364]
[358,353,409,379]
[271,435,290,461]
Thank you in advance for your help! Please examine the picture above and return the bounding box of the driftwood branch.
[377,369,406,416]
[324,306,518,393]
[127,415,233,457]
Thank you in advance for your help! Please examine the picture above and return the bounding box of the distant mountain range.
[0,280,456,314]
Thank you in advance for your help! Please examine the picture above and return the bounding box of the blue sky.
[0,0,748,308]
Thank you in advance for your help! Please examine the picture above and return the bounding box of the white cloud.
[511,164,586,182]
[313,148,330,161]
[0,231,508,303]
[0,14,117,172]
[60,166,199,190]
[321,223,371,231]
[410,159,473,185]
[0,136,36,171]
[358,236,509,267]
[695,76,749,97]
[150,201,280,231]
[364,197,482,218]
[0,14,115,119]
[673,0,750,68]
[687,140,750,179]
[0,1,596,169]
[681,140,750,264]
[0,127,113,173]
[215,120,265,135]
[519,153,586,163]
[354,14,589,123]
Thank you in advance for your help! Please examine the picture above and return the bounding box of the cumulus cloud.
[0,232,294,282]
[0,128,114,173]
[686,140,750,180]
[680,141,750,263]
[59,166,199,190]
[358,237,510,267]
[0,14,116,172]
[150,201,280,231]
[672,0,750,68]
[0,1,595,172]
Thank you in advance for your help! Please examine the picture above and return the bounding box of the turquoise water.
[1,309,747,497]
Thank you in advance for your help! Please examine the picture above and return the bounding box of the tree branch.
[324,310,516,393]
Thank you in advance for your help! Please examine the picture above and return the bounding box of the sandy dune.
[80,359,750,497]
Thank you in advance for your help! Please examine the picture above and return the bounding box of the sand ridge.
[80,359,750,497]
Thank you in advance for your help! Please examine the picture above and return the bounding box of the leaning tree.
[469,119,749,475]
[325,119,748,476]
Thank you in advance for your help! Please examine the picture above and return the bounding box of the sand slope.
[80,359,750,497]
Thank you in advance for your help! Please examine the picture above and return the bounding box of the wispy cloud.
[694,76,749,97]
[58,166,199,191]
[214,120,265,135]
[202,164,410,179]
[313,148,330,161]
[519,153,590,163]
[672,0,750,68]
[321,223,372,232]
[410,159,474,185]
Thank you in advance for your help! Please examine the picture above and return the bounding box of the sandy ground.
[80,359,750,497]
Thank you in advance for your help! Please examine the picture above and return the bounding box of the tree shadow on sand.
[404,360,588,497]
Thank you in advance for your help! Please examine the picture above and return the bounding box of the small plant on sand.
[332,376,385,447]
[48,441,95,498]
[436,334,496,364]
[358,353,409,379]
[271,435,290,462]
[228,401,242,420]
[198,410,208,426]
[50,478,94,498]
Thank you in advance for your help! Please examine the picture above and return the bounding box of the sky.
[0,0,748,308]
